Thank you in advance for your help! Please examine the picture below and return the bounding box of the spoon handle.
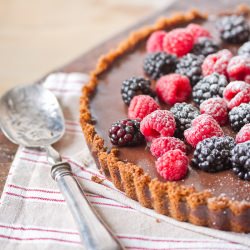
[51,162,123,250]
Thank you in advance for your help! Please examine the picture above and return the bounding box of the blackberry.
[108,119,144,146]
[192,136,235,172]
[192,73,228,105]
[231,142,250,180]
[121,77,155,105]
[170,102,200,137]
[216,15,250,44]
[143,52,177,80]
[175,53,204,86]
[238,41,250,57]
[192,37,219,57]
[229,103,250,131]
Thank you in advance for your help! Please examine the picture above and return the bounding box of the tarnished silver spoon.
[0,84,123,250]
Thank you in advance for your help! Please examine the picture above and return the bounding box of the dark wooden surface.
[1,0,249,195]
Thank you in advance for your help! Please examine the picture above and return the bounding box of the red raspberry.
[163,28,194,57]
[184,114,224,147]
[202,49,233,77]
[200,98,228,126]
[146,30,167,53]
[140,110,176,141]
[236,124,250,144]
[155,149,188,181]
[128,95,160,120]
[156,74,191,105]
[150,137,186,158]
[187,23,211,42]
[227,56,250,83]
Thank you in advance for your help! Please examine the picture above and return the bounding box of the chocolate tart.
[80,6,250,232]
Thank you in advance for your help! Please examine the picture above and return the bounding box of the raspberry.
[156,74,191,105]
[163,28,194,57]
[238,41,250,57]
[146,30,167,53]
[192,37,219,57]
[128,95,160,120]
[184,114,224,147]
[150,137,186,158]
[140,110,176,141]
[202,49,233,77]
[155,149,188,181]
[187,23,211,42]
[200,97,228,126]
[236,124,250,144]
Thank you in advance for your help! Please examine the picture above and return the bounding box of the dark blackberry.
[175,53,204,86]
[108,119,144,146]
[170,102,200,137]
[192,37,219,57]
[192,136,235,172]
[192,73,228,105]
[143,52,177,80]
[121,77,155,105]
[238,41,250,57]
[231,142,250,180]
[229,103,250,131]
[216,15,250,44]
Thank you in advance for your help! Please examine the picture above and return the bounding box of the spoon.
[0,84,123,250]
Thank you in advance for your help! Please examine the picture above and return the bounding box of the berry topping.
[231,141,250,180]
[175,53,204,86]
[109,119,144,146]
[155,149,188,181]
[170,102,200,137]
[143,52,177,80]
[192,73,228,105]
[192,37,219,57]
[163,28,194,57]
[146,30,167,53]
[192,136,235,172]
[128,95,160,120]
[150,137,186,158]
[184,114,224,147]
[236,124,250,144]
[156,73,192,105]
[229,103,250,131]
[216,15,250,44]
[140,110,176,141]
[187,23,211,42]
[200,97,228,126]
[238,41,250,57]
[202,49,233,77]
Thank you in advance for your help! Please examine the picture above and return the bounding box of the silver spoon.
[0,84,123,250]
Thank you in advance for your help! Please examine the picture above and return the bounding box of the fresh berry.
[236,124,250,144]
[238,41,250,57]
[184,114,224,147]
[143,52,177,80]
[163,28,194,57]
[216,15,250,44]
[231,141,250,180]
[229,103,250,131]
[108,119,144,146]
[202,49,233,77]
[192,37,219,57]
[155,149,188,181]
[175,53,204,86]
[170,102,200,137]
[156,73,192,105]
[187,23,211,42]
[192,136,235,172]
[128,95,160,120]
[192,73,228,105]
[140,110,176,141]
[150,137,186,158]
[146,30,167,53]
[121,77,155,105]
[200,97,228,126]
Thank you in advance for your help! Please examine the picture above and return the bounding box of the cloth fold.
[0,73,249,250]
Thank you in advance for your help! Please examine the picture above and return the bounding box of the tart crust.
[80,7,250,232]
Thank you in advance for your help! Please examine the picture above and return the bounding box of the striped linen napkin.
[0,72,249,250]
